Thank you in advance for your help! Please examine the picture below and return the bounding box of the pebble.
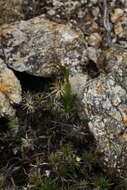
[114,25,124,37]
[111,8,124,23]
[92,7,100,17]
[86,32,102,47]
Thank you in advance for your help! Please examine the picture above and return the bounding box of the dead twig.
[103,0,112,47]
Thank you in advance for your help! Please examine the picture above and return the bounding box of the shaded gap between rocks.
[86,60,100,78]
[13,71,53,92]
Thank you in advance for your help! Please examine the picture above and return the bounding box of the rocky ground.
[1,0,127,189]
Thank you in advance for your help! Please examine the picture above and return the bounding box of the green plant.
[118,177,127,190]
[58,164,73,178]
[58,65,77,116]
[61,146,74,156]
[49,65,77,117]
[62,184,76,190]
[93,176,112,190]
[22,91,35,113]
[0,169,4,188]
[7,117,18,127]
[37,178,59,190]
[60,80,76,116]
[82,151,98,164]
[48,145,80,180]
[79,179,89,189]
[50,79,64,99]
[29,175,42,187]
[2,117,19,137]
[49,151,62,166]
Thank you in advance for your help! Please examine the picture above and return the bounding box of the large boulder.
[0,16,85,77]
[0,58,22,117]
[70,49,127,176]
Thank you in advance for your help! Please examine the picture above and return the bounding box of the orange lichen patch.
[123,107,127,114]
[114,25,124,37]
[0,23,12,30]
[122,54,127,65]
[114,17,122,24]
[124,119,127,126]
[119,134,127,141]
[101,48,127,70]
[0,84,12,97]
[84,17,94,23]
[0,24,12,37]
[48,23,81,36]
[123,54,127,59]
[48,24,64,31]
[103,48,123,57]
[96,85,105,95]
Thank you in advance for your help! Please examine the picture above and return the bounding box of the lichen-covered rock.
[0,58,22,117]
[0,16,85,77]
[70,49,127,176]
[0,92,15,118]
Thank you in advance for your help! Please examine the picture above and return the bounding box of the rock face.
[70,49,127,175]
[0,16,85,77]
[0,58,22,117]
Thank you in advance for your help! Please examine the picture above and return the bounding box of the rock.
[0,58,22,117]
[7,0,23,5]
[69,73,88,98]
[83,47,99,63]
[91,7,100,18]
[110,8,127,38]
[47,8,56,16]
[0,0,23,25]
[70,49,127,176]
[89,0,98,4]
[0,92,15,118]
[0,16,85,77]
[86,32,102,48]
[111,8,124,23]
[114,24,124,38]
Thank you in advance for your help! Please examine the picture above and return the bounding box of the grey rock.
[70,50,127,175]
[0,16,85,77]
[0,58,22,118]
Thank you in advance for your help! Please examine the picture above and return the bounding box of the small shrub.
[93,176,112,190]
[60,81,77,116]
[37,178,59,190]
[22,91,35,113]
[49,65,77,118]
[82,151,98,164]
